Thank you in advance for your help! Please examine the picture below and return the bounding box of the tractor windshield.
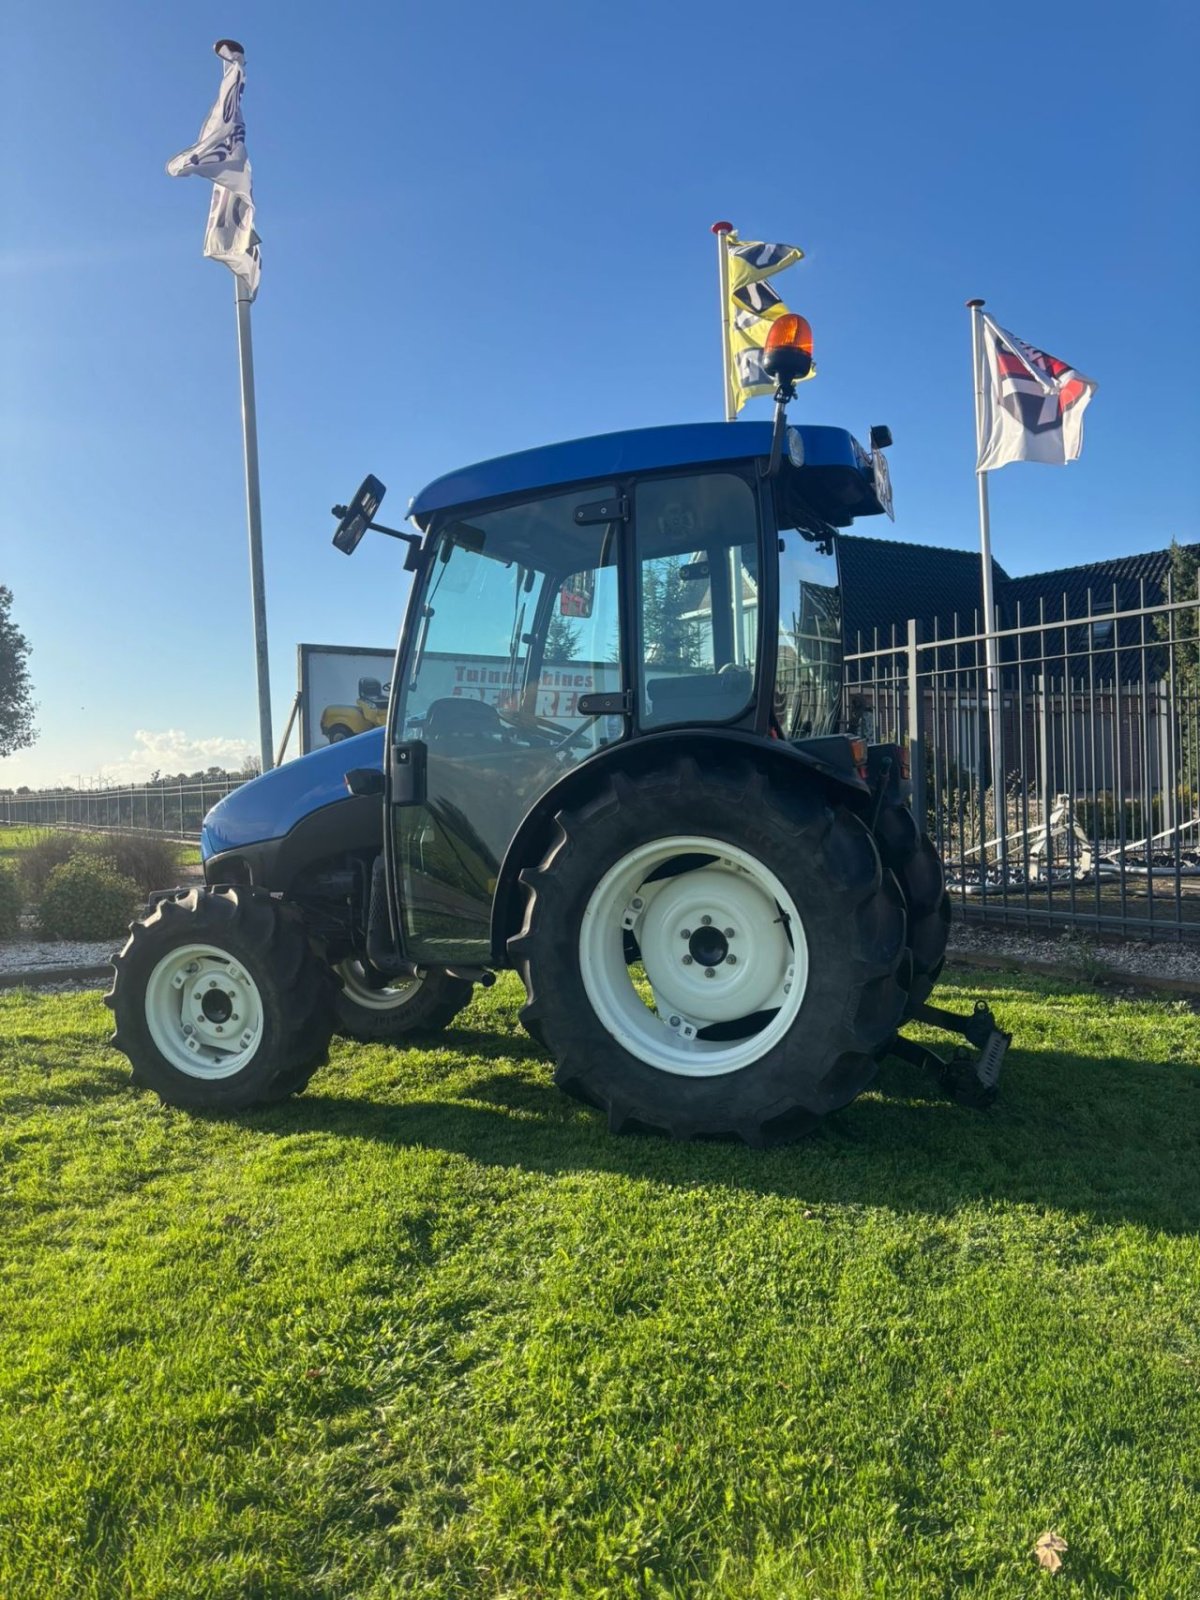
[399,486,622,749]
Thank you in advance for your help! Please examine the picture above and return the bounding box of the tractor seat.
[424,696,504,743]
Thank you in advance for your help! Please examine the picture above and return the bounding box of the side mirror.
[332,474,386,555]
[869,424,893,450]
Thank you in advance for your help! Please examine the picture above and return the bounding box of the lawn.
[0,971,1197,1599]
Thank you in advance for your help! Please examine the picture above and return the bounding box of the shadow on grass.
[244,1041,1200,1236]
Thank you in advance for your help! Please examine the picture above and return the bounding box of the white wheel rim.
[336,960,422,1012]
[579,835,809,1077]
[144,942,265,1080]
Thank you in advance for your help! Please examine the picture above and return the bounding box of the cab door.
[388,487,624,965]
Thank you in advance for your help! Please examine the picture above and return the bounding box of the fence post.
[906,617,926,826]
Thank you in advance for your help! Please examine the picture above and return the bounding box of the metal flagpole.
[966,297,1005,868]
[711,221,736,421]
[234,276,274,772]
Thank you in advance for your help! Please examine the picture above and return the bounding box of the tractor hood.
[200,727,385,859]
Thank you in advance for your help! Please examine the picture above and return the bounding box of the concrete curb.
[0,963,112,991]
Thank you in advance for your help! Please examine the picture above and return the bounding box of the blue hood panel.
[201,727,386,859]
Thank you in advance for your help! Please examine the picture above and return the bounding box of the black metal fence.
[847,582,1200,944]
[0,778,246,841]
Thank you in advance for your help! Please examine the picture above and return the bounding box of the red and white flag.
[976,316,1096,471]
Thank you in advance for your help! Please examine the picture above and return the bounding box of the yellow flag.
[725,235,812,413]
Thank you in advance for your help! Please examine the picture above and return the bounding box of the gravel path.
[949,920,1200,985]
[0,938,116,976]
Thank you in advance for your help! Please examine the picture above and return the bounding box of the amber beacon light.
[763,314,814,386]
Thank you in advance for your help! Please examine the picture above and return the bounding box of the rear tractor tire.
[874,803,951,1018]
[106,885,336,1111]
[509,759,908,1145]
[333,961,473,1043]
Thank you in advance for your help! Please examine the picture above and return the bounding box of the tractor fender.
[490,728,871,962]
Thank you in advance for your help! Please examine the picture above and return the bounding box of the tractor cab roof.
[408,421,889,532]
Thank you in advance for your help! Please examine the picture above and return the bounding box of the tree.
[543,613,582,664]
[0,586,36,758]
[642,559,703,670]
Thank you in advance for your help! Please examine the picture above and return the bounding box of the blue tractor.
[107,347,1007,1143]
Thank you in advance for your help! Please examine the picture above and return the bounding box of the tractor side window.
[634,472,759,730]
[775,530,842,738]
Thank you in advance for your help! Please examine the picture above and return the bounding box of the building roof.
[839,533,1009,650]
[1001,546,1198,623]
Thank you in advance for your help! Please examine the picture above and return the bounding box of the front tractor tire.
[106,886,337,1111]
[509,759,908,1146]
[333,961,473,1043]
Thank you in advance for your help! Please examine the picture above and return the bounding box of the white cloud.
[79,728,256,786]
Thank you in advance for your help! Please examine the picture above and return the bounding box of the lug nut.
[193,992,202,1001]
[669,1015,680,1027]
[183,1024,193,1036]
[701,915,712,926]
[704,967,716,978]
[209,980,218,989]
[215,1025,224,1033]
[680,928,691,939]
[727,954,738,965]
[682,954,693,965]
[631,897,643,910]
[724,927,735,938]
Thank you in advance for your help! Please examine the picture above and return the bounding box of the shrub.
[95,832,183,895]
[37,855,141,942]
[20,829,182,901]
[0,861,21,940]
[18,829,78,902]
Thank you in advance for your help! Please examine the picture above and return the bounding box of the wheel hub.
[687,926,729,968]
[144,944,264,1079]
[579,835,810,1078]
[200,988,234,1024]
[638,866,790,1024]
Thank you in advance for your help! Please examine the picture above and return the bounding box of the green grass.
[0,824,50,859]
[1,972,1197,1599]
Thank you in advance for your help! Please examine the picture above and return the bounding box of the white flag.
[976,315,1095,471]
[167,41,261,299]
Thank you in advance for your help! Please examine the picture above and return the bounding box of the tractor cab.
[345,419,893,968]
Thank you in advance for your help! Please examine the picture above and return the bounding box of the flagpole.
[967,297,1005,869]
[711,221,736,421]
[234,276,274,772]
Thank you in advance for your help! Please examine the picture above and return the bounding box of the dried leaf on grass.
[1034,1531,1068,1573]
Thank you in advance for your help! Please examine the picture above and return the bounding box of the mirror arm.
[367,520,423,552]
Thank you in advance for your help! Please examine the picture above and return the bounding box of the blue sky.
[2,0,1196,786]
